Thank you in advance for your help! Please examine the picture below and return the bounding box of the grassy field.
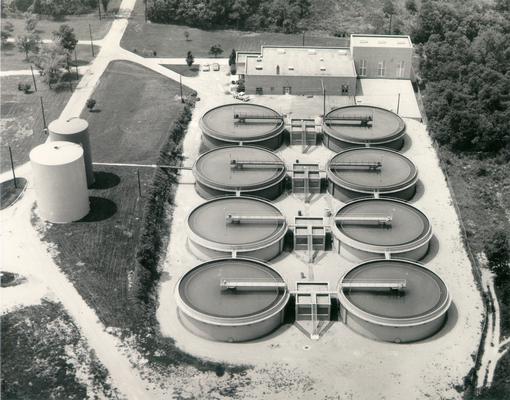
[1,13,112,41]
[38,61,192,328]
[0,75,75,174]
[162,64,200,77]
[1,43,99,71]
[121,0,348,58]
[1,300,115,399]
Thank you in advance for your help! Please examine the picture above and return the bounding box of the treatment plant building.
[238,34,414,95]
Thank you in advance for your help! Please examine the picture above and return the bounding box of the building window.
[283,86,291,94]
[255,87,263,95]
[359,60,367,76]
[377,61,385,77]
[341,85,349,95]
[396,61,405,78]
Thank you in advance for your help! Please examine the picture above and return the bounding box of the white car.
[201,64,210,72]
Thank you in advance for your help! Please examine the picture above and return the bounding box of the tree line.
[148,0,311,33]
[414,0,510,154]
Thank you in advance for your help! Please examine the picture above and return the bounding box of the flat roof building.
[350,34,413,79]
[242,46,357,96]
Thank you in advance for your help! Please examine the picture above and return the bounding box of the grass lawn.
[0,75,76,174]
[1,13,112,41]
[121,0,348,58]
[1,43,100,71]
[1,300,115,399]
[162,64,200,77]
[38,61,192,328]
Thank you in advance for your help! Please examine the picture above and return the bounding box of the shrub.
[86,98,96,110]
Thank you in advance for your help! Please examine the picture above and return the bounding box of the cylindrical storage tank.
[48,118,94,186]
[338,259,451,343]
[193,146,287,200]
[332,198,432,261]
[200,104,285,150]
[30,141,90,223]
[326,148,418,201]
[187,196,287,261]
[323,105,406,151]
[176,258,290,342]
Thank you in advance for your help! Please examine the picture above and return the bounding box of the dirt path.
[477,266,510,389]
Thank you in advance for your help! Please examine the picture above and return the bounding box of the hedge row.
[131,94,195,306]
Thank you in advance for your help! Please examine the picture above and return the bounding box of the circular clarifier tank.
[326,148,418,201]
[187,196,287,261]
[338,259,451,343]
[323,105,406,151]
[200,104,285,150]
[193,146,287,199]
[176,258,290,342]
[332,198,432,261]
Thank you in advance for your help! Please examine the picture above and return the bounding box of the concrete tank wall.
[188,238,284,262]
[328,181,417,202]
[322,134,405,152]
[333,238,430,262]
[201,133,284,151]
[194,180,286,200]
[30,141,89,223]
[48,118,94,187]
[178,309,285,342]
[340,306,447,343]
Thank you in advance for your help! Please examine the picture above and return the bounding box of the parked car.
[201,64,210,72]
[212,63,220,71]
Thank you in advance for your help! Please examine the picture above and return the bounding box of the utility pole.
[8,146,17,188]
[302,31,305,46]
[40,97,47,133]
[136,170,142,197]
[321,79,326,116]
[29,65,37,92]
[396,93,401,115]
[98,0,102,20]
[388,14,393,35]
[89,24,95,57]
[179,75,184,103]
[74,49,79,80]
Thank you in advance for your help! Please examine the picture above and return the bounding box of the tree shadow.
[90,171,121,190]
[78,197,117,222]
[0,177,27,210]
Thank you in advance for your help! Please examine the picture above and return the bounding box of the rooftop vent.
[255,65,263,70]
[320,66,326,71]
[288,66,294,71]
[308,49,316,55]
[256,57,262,62]
[277,49,286,54]
[338,50,347,55]
[320,57,324,61]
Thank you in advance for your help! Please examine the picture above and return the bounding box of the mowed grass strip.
[39,61,192,328]
[121,0,348,58]
[1,43,100,71]
[0,76,75,173]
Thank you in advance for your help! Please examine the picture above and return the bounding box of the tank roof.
[48,117,88,135]
[323,105,405,144]
[188,196,286,249]
[30,141,84,166]
[327,148,417,193]
[334,198,430,247]
[193,146,286,192]
[200,104,284,142]
[341,260,448,319]
[178,258,286,318]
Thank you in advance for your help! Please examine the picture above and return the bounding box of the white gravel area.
[157,87,484,399]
